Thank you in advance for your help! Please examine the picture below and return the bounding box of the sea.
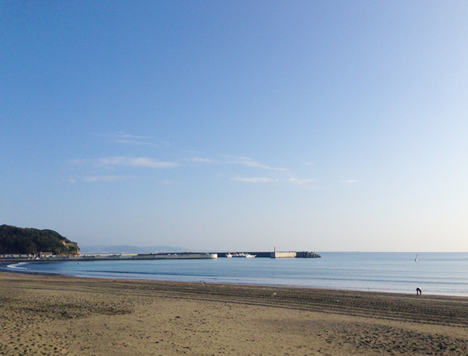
[4,252,468,297]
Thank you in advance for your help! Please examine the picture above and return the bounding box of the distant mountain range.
[80,245,189,254]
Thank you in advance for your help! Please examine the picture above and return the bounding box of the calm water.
[5,252,468,296]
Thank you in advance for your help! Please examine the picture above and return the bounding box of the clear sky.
[1,1,468,252]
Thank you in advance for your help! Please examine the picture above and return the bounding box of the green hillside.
[0,225,80,256]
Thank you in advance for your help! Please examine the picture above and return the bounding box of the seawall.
[0,253,218,263]
[270,251,297,258]
[214,251,321,258]
[1,251,321,263]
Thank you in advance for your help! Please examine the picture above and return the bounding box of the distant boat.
[226,253,233,258]
[415,254,419,263]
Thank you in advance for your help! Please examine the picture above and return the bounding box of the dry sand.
[1,272,468,355]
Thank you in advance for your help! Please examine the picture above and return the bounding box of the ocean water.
[5,252,468,296]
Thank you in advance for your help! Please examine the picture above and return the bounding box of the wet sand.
[1,272,468,355]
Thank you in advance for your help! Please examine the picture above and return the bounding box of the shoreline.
[2,272,468,355]
[2,261,468,298]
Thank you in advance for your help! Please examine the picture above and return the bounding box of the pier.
[213,251,320,258]
[0,252,218,263]
[0,251,320,263]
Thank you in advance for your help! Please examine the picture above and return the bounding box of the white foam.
[7,262,29,270]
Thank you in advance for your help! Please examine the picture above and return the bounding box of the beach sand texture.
[1,272,468,355]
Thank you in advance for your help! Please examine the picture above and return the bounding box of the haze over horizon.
[2,1,468,252]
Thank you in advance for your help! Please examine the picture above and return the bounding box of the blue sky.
[1,1,468,251]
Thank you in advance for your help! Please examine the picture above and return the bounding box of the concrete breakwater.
[214,251,321,258]
[74,252,218,261]
[0,252,218,263]
[1,251,320,263]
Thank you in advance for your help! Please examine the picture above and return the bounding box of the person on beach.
[416,287,422,296]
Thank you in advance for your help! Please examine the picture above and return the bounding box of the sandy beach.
[1,272,468,355]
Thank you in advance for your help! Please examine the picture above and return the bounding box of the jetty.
[0,252,218,263]
[0,251,320,263]
[215,251,321,258]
